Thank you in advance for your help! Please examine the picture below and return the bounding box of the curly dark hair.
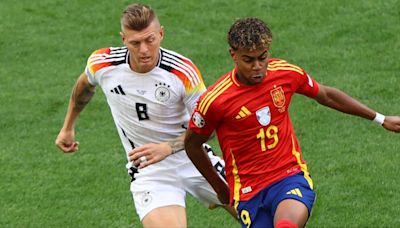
[228,18,272,51]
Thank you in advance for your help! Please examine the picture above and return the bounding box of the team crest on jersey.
[270,86,286,113]
[192,112,205,128]
[154,82,171,103]
[256,106,271,126]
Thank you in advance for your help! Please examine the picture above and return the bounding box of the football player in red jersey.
[185,18,400,228]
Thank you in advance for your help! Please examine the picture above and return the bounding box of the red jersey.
[189,58,320,205]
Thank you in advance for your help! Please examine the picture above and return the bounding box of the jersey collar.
[230,68,241,87]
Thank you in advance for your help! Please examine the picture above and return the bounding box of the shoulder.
[158,48,203,89]
[207,70,235,92]
[197,71,234,116]
[267,58,305,75]
[87,46,128,75]
[268,58,318,93]
[159,47,195,66]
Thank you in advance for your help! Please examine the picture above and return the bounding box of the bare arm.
[55,73,96,152]
[315,84,400,132]
[128,122,215,169]
[184,130,230,205]
[128,133,186,168]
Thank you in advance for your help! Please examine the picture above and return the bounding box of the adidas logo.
[286,188,303,197]
[110,85,126,95]
[235,106,252,119]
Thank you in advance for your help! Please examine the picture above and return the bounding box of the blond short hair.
[121,3,159,31]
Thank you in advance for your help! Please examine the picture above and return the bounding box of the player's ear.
[120,31,125,43]
[159,26,164,41]
[229,48,237,63]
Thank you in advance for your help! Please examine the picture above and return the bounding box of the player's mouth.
[140,56,152,63]
[252,74,264,82]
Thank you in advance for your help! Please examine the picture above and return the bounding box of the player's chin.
[251,75,264,84]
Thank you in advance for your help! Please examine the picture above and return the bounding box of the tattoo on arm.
[71,83,95,112]
[167,137,185,154]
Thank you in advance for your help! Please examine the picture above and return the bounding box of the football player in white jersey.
[55,3,236,228]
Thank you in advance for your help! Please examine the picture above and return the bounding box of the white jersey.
[84,47,225,220]
[85,46,206,157]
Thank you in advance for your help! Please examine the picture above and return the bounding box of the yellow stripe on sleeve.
[199,75,233,115]
[268,60,304,75]
[268,67,304,75]
[268,62,302,72]
[202,81,232,115]
[198,75,231,113]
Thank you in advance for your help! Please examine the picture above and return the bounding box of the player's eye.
[243,58,253,63]
[147,37,156,43]
[259,53,268,61]
[130,41,140,46]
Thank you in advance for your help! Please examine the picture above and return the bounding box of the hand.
[55,128,79,153]
[383,116,400,133]
[128,143,172,169]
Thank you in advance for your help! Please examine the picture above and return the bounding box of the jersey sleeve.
[268,59,319,97]
[276,60,320,98]
[294,71,320,98]
[189,71,233,136]
[188,84,222,136]
[182,63,206,115]
[159,49,207,114]
[84,47,114,86]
